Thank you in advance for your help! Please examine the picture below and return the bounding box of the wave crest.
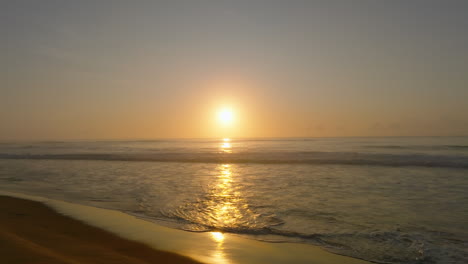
[1,151,468,168]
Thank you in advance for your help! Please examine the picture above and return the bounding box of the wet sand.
[0,195,202,264]
[0,192,372,264]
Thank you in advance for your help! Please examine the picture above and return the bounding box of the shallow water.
[1,137,467,264]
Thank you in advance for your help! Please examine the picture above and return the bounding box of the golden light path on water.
[211,164,241,228]
[208,163,232,263]
[211,231,225,243]
[210,231,228,264]
[208,140,240,264]
[221,138,232,153]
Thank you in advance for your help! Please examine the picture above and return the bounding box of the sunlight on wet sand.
[0,191,371,264]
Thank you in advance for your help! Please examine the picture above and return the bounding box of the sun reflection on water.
[210,164,247,228]
[207,166,233,264]
[173,161,257,230]
[170,155,259,263]
[210,231,229,264]
[210,231,225,243]
[220,138,232,153]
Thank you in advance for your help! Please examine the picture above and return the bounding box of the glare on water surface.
[220,139,232,153]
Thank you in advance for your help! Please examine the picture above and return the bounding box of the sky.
[2,0,468,140]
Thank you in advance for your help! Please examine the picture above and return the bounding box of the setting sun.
[2,2,467,264]
[218,108,234,126]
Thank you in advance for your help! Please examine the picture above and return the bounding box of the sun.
[218,108,234,125]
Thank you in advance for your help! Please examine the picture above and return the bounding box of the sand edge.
[0,191,371,264]
[0,194,203,264]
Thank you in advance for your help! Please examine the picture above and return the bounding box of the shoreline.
[0,191,371,264]
[0,195,202,264]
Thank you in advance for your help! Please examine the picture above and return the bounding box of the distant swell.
[1,151,467,168]
[366,144,468,150]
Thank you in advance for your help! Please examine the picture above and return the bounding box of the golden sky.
[2,1,468,140]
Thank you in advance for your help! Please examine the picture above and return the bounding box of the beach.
[3,0,468,263]
[0,195,201,264]
[0,192,373,264]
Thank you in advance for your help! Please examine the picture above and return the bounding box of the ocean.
[0,137,467,264]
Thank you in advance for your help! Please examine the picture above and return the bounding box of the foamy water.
[1,137,467,264]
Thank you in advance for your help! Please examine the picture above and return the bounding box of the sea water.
[0,137,467,264]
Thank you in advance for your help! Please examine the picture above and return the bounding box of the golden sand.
[0,195,202,264]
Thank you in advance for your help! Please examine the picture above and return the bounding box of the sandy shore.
[0,192,372,264]
[0,195,202,264]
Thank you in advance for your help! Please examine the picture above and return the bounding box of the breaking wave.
[1,151,467,168]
